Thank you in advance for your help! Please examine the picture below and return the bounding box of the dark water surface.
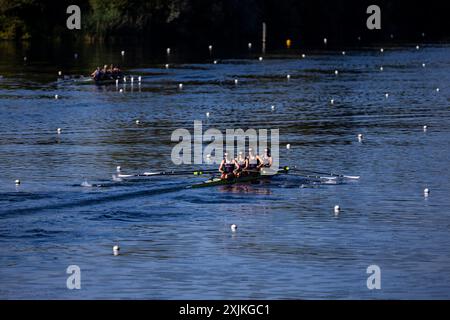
[0,43,449,299]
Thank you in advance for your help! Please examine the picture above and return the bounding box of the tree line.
[0,0,448,49]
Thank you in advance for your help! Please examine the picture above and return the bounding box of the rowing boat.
[190,173,272,188]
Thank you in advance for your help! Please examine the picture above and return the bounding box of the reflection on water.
[0,42,450,299]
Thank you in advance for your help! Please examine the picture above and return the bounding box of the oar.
[116,169,217,178]
[290,166,360,179]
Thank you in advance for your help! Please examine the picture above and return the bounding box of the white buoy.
[57,128,62,134]
[342,51,346,55]
[390,34,394,39]
[138,76,142,82]
[23,56,27,62]
[301,54,306,58]
[119,89,123,93]
[424,188,430,196]
[135,120,140,124]
[230,224,237,232]
[422,32,426,38]
[74,53,78,59]
[206,154,211,158]
[416,45,420,50]
[287,74,291,79]
[258,56,263,61]
[116,166,121,172]
[330,99,334,105]
[357,133,363,142]
[165,64,169,69]
[234,79,238,84]
[286,144,291,150]
[271,105,275,111]
[248,43,252,49]
[334,70,339,75]
[334,205,340,214]
[213,60,218,64]
[423,125,428,132]
[54,94,59,100]
[206,112,210,118]
[58,71,62,76]
[15,179,20,185]
[357,36,361,41]
[385,93,389,99]
[113,245,120,256]
[323,38,327,45]
[178,83,183,90]
[121,50,125,56]
[166,48,171,55]
[115,79,119,86]
[380,66,384,71]
[436,88,440,92]
[380,48,384,53]
[422,63,426,68]
[131,76,134,83]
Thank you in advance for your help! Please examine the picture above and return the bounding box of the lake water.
[0,43,449,299]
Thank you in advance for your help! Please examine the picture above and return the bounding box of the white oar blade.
[343,175,360,179]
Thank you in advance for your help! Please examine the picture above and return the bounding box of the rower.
[91,67,101,80]
[219,152,238,180]
[261,148,273,168]
[244,148,263,175]
[234,151,247,177]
